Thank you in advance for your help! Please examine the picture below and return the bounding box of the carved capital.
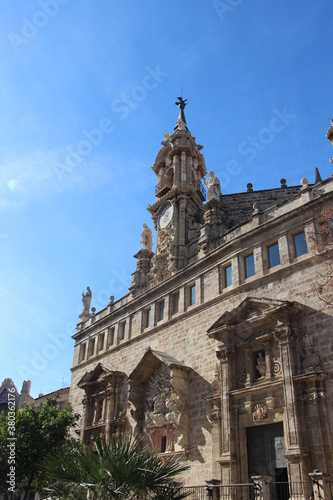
[216,346,231,362]
[208,404,220,424]
[306,391,325,404]
[273,326,293,345]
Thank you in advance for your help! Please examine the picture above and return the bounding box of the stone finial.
[247,183,253,192]
[79,287,92,320]
[280,178,287,188]
[140,224,153,252]
[301,177,309,187]
[205,171,221,201]
[315,167,322,183]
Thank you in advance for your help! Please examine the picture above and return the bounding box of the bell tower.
[148,97,207,285]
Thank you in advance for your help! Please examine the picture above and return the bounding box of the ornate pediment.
[78,362,124,389]
[128,348,189,385]
[208,297,303,347]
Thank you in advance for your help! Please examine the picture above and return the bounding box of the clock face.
[158,203,173,229]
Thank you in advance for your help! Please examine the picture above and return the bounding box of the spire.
[174,96,188,131]
[315,167,322,183]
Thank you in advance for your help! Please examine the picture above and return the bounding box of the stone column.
[173,155,180,187]
[251,475,271,500]
[105,386,113,444]
[178,196,188,268]
[263,341,272,381]
[80,395,92,444]
[216,346,237,484]
[245,348,254,387]
[274,324,309,483]
[186,155,193,187]
[114,386,119,420]
[181,151,186,184]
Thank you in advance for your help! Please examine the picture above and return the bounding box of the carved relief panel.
[128,349,189,455]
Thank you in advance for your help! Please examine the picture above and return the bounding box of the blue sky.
[0,0,332,398]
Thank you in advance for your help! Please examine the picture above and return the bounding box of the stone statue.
[256,352,266,377]
[304,334,313,350]
[205,171,221,201]
[140,224,153,252]
[79,287,92,319]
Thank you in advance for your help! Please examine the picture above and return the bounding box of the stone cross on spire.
[174,96,188,131]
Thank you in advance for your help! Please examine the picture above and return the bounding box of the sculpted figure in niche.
[304,334,313,350]
[256,352,266,377]
[140,224,153,252]
[205,171,221,201]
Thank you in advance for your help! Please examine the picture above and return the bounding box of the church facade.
[69,102,333,488]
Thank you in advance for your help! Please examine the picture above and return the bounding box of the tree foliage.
[0,394,79,499]
[41,433,190,499]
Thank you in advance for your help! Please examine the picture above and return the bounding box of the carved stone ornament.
[253,403,268,421]
[211,362,221,394]
[208,405,220,423]
[256,352,266,378]
[302,353,321,373]
[306,390,325,404]
[237,369,247,387]
[244,401,253,414]
[145,366,183,440]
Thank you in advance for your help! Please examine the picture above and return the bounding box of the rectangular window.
[97,332,105,352]
[293,231,308,257]
[79,343,86,362]
[120,322,126,341]
[244,253,255,279]
[108,327,115,347]
[172,291,179,315]
[224,264,232,287]
[268,242,280,268]
[157,300,164,322]
[188,284,196,306]
[144,308,151,329]
[88,338,95,358]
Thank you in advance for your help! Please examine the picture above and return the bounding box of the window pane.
[225,265,232,287]
[172,292,179,314]
[121,323,126,340]
[294,231,308,257]
[245,254,255,278]
[189,285,196,305]
[109,328,115,346]
[145,309,151,328]
[158,301,164,321]
[268,243,280,268]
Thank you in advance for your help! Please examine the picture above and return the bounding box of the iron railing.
[270,481,312,500]
[181,483,256,499]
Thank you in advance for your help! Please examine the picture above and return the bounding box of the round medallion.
[158,203,173,229]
